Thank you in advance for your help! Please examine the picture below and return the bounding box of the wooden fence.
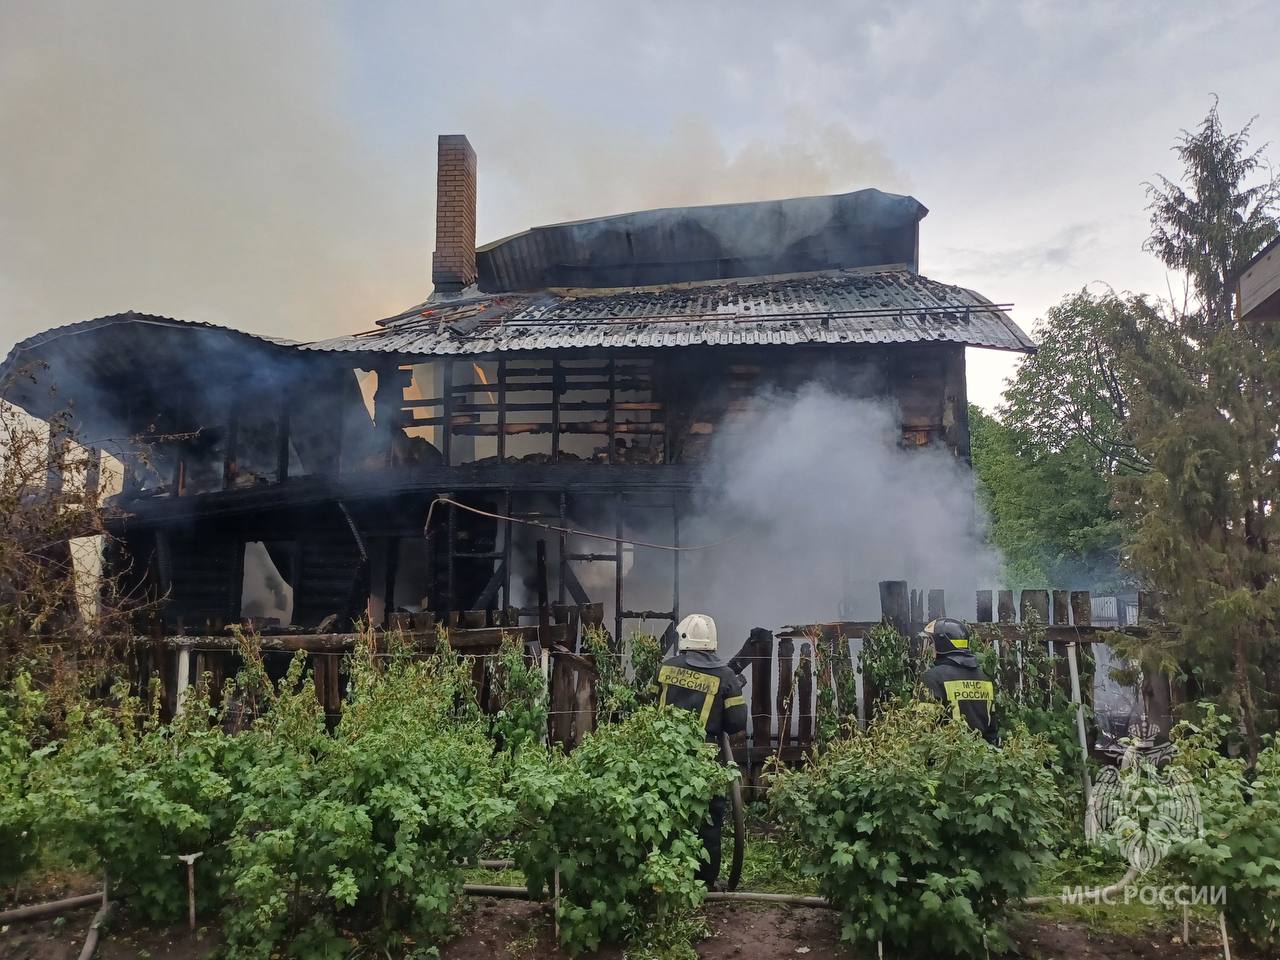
[139,581,1146,771]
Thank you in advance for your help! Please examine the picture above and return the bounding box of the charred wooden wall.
[107,341,969,633]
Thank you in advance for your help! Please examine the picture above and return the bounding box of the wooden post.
[975,590,993,623]
[878,581,910,636]
[776,635,795,752]
[749,629,773,757]
[909,589,924,627]
[536,540,551,650]
[997,590,1016,623]
[1137,591,1160,623]
[1052,590,1070,625]
[796,644,813,745]
[1066,642,1095,825]
[926,589,946,621]
[1070,591,1092,626]
[1022,590,1050,624]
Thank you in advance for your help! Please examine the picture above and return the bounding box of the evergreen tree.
[1111,102,1280,757]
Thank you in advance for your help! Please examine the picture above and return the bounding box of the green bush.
[772,702,1059,958]
[511,705,733,956]
[972,614,1091,836]
[0,673,47,888]
[224,641,512,960]
[28,677,236,921]
[1168,706,1280,949]
[490,631,547,755]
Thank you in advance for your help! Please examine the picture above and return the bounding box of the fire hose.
[720,731,745,892]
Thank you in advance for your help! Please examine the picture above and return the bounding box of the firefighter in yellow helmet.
[652,613,747,886]
[919,617,998,744]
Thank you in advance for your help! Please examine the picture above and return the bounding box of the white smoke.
[666,384,1000,648]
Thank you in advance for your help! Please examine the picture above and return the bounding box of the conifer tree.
[1112,102,1280,758]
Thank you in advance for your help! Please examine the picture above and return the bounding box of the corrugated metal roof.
[0,272,1032,415]
[309,269,1033,355]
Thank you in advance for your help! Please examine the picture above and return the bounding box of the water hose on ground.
[0,892,103,924]
[721,731,745,892]
[1021,863,1141,907]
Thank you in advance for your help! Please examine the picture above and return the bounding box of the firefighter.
[653,613,748,887]
[919,617,998,744]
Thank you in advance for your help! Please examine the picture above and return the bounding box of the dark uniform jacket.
[922,651,998,744]
[653,650,748,740]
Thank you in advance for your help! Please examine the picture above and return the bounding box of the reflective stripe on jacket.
[922,652,998,744]
[651,649,748,739]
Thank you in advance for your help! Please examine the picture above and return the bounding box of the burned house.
[1,135,1033,646]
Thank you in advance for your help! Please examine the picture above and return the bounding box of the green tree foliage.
[1002,289,1149,474]
[771,703,1059,958]
[970,403,1126,588]
[1108,102,1280,754]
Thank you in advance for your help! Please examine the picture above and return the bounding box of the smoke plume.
[660,385,1000,648]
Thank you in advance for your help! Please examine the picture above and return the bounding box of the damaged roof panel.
[311,269,1033,355]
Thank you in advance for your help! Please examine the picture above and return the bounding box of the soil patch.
[1,899,1266,960]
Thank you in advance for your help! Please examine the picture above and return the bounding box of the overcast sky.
[2,1,1276,410]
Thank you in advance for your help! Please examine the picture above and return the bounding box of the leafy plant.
[510,706,733,955]
[1167,705,1280,948]
[224,635,511,959]
[491,631,548,755]
[971,613,1090,835]
[28,675,236,921]
[858,623,929,714]
[0,672,48,889]
[771,702,1059,958]
[584,626,660,724]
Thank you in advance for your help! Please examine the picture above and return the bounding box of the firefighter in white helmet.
[652,613,748,887]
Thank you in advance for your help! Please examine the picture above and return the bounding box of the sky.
[2,0,1277,410]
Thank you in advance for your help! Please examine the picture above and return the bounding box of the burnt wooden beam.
[927,588,946,621]
[155,622,570,652]
[111,464,705,527]
[536,539,551,650]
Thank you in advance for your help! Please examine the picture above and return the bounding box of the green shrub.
[771,702,1059,958]
[224,640,512,959]
[0,673,47,889]
[1168,706,1280,949]
[511,705,733,956]
[28,677,236,921]
[972,614,1092,836]
[491,632,548,755]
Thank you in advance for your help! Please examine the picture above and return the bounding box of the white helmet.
[676,613,717,652]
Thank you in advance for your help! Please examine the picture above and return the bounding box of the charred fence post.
[796,641,813,746]
[1069,591,1092,627]
[1022,590,1049,625]
[926,589,946,622]
[878,580,910,636]
[975,590,994,623]
[748,628,773,786]
[776,634,795,755]
[1051,590,1070,626]
[997,590,1016,623]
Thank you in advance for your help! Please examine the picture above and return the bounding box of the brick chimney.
[431,134,478,293]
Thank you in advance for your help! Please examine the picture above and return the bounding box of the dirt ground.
[0,898,1263,960]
